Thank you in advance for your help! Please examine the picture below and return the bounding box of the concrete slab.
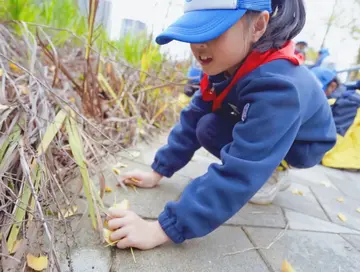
[226,204,286,228]
[341,234,360,252]
[288,166,338,190]
[111,225,270,272]
[101,159,190,219]
[273,182,328,220]
[50,215,112,272]
[310,185,360,231]
[284,209,359,234]
[244,227,360,272]
[327,171,360,201]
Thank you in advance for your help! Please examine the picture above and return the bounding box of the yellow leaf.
[321,181,331,188]
[103,228,115,246]
[37,109,67,156]
[328,98,336,106]
[114,162,128,169]
[356,208,360,213]
[9,63,21,73]
[58,206,78,219]
[0,68,3,76]
[291,189,303,196]
[281,260,296,272]
[69,97,76,103]
[112,168,121,175]
[9,239,23,254]
[336,197,344,203]
[105,186,113,193]
[26,254,48,271]
[338,213,347,222]
[113,199,130,210]
[66,110,97,229]
[103,199,130,246]
[19,85,29,95]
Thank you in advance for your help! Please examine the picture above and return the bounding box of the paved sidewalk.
[53,133,360,272]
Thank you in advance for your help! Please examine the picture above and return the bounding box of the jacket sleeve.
[158,77,303,243]
[151,90,211,177]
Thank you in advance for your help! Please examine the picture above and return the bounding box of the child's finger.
[108,208,127,218]
[110,227,128,242]
[107,217,128,230]
[116,237,131,249]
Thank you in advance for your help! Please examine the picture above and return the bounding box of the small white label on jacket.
[241,103,250,122]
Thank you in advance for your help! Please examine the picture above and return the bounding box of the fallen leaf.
[0,68,3,76]
[356,208,360,213]
[281,260,296,272]
[114,162,128,168]
[9,239,23,254]
[336,197,344,203]
[113,199,130,210]
[69,97,76,103]
[9,63,21,73]
[103,228,115,245]
[103,199,130,246]
[105,186,113,193]
[58,206,78,219]
[291,189,303,196]
[321,181,331,188]
[128,150,140,158]
[112,168,121,175]
[130,177,140,183]
[338,213,347,222]
[19,85,29,95]
[26,254,48,271]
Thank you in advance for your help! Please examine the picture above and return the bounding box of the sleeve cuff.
[151,160,175,178]
[158,209,185,244]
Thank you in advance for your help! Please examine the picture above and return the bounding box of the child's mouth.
[199,55,213,65]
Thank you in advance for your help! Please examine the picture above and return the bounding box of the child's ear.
[251,11,270,43]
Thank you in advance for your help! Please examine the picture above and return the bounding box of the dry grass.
[0,19,190,270]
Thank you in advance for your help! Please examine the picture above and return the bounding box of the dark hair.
[249,0,306,52]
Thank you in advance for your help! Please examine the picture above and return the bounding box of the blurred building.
[77,0,112,35]
[118,18,147,39]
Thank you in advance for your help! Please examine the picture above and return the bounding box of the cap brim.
[156,9,247,45]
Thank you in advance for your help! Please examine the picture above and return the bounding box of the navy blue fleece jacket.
[152,59,337,244]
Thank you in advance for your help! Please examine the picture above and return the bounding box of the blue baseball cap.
[156,0,272,45]
[311,67,337,90]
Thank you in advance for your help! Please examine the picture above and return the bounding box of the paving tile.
[288,166,338,189]
[226,204,286,228]
[310,185,360,231]
[326,170,360,201]
[341,234,360,252]
[111,225,269,272]
[244,227,360,272]
[101,159,190,219]
[273,182,328,220]
[284,209,359,234]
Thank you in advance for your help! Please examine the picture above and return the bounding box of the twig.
[18,140,61,271]
[223,223,289,257]
[130,247,136,263]
[0,253,21,263]
[0,52,131,155]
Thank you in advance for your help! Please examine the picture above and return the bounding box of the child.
[311,67,340,98]
[295,40,308,64]
[106,0,337,250]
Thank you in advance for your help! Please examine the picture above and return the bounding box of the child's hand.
[120,170,163,188]
[107,208,169,250]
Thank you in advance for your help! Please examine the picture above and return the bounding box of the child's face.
[190,12,269,76]
[325,81,339,97]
